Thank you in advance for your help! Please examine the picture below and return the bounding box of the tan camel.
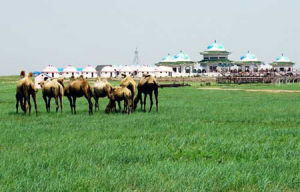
[39,78,64,112]
[134,74,158,112]
[93,77,113,111]
[106,86,132,114]
[16,71,38,115]
[120,74,136,109]
[64,75,93,114]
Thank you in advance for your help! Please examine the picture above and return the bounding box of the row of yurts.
[38,41,295,79]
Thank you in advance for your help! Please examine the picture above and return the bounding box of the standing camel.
[120,74,136,109]
[39,78,64,112]
[64,75,93,114]
[134,75,158,112]
[93,77,113,111]
[106,86,132,114]
[16,71,38,115]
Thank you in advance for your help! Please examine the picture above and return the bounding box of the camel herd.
[15,70,159,115]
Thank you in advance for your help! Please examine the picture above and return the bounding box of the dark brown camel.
[16,71,38,115]
[134,75,158,112]
[64,75,93,114]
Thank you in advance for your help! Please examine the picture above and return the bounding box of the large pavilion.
[233,51,262,72]
[271,54,295,72]
[155,51,195,77]
[198,41,232,73]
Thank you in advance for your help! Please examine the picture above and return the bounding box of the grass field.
[0,76,299,191]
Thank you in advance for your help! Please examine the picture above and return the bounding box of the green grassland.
[0,76,299,191]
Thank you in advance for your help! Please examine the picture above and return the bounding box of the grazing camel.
[64,75,93,114]
[39,78,64,112]
[120,74,136,109]
[93,77,113,111]
[134,74,158,112]
[106,86,132,114]
[16,71,38,115]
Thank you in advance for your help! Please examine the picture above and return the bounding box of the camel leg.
[32,93,37,116]
[95,97,99,111]
[149,91,153,112]
[43,95,47,112]
[118,101,121,113]
[140,94,143,111]
[67,96,73,114]
[84,92,93,115]
[59,95,63,113]
[72,96,76,114]
[55,96,59,112]
[143,94,147,112]
[154,87,158,112]
[47,97,52,112]
[27,96,31,115]
[16,95,20,113]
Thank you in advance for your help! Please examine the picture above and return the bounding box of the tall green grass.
[0,76,299,191]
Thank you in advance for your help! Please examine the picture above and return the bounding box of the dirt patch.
[198,88,300,93]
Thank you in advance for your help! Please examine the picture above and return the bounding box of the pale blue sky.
[0,0,299,75]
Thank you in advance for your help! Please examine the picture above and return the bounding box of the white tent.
[119,66,133,77]
[63,65,80,78]
[82,65,97,78]
[154,66,173,77]
[42,65,60,78]
[100,66,116,78]
[136,66,155,77]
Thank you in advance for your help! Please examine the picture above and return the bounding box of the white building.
[119,66,133,77]
[156,51,195,77]
[63,65,80,78]
[271,54,295,72]
[82,65,97,78]
[154,66,173,77]
[235,51,262,72]
[41,65,60,78]
[136,66,155,77]
[100,66,117,78]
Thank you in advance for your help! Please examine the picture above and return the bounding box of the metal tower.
[132,47,139,65]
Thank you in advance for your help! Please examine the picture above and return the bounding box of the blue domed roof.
[240,51,258,62]
[276,54,291,62]
[161,53,174,62]
[206,40,225,51]
[173,50,191,61]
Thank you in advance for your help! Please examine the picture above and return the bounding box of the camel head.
[20,70,26,78]
[121,73,127,78]
[38,81,45,88]
[27,72,33,78]
[70,76,75,82]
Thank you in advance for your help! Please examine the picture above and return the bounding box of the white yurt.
[42,65,60,78]
[100,66,116,78]
[154,66,173,77]
[119,66,133,77]
[82,65,97,78]
[63,65,79,78]
[136,65,155,78]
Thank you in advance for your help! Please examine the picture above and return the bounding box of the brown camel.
[64,75,93,114]
[134,74,158,112]
[93,77,113,111]
[120,74,136,109]
[39,78,64,112]
[106,86,132,114]
[16,71,38,115]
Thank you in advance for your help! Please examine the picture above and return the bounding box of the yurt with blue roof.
[235,51,262,72]
[271,54,295,72]
[199,40,232,73]
[156,51,195,77]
